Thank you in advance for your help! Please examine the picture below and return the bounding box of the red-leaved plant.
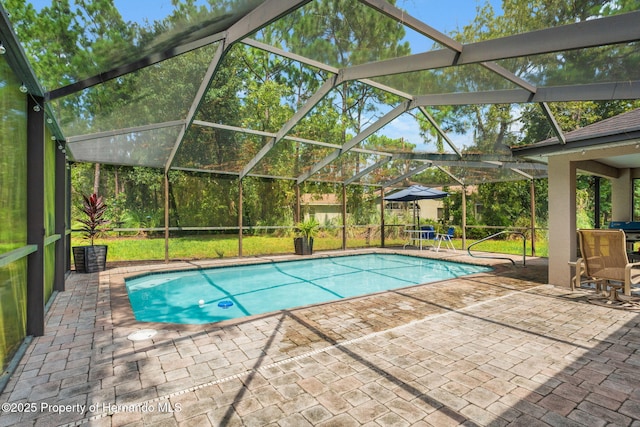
[79,193,109,245]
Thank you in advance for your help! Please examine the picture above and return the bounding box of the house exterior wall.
[548,156,577,287]
[304,206,341,223]
[547,143,640,287]
[611,168,633,221]
[417,199,443,220]
[384,199,444,221]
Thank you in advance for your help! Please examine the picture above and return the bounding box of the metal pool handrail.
[467,231,527,266]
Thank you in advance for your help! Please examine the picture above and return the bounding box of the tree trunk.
[93,163,101,195]
[114,167,119,196]
[169,179,180,227]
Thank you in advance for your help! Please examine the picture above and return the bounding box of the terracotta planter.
[72,245,108,273]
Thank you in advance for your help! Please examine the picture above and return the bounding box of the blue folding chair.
[436,226,456,252]
[419,225,439,250]
[421,225,435,240]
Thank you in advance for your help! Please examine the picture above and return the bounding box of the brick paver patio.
[2,248,640,426]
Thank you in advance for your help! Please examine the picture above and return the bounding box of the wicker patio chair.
[577,229,640,300]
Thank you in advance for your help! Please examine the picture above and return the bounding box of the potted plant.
[294,217,320,255]
[72,193,109,273]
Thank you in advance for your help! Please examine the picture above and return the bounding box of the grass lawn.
[72,233,548,263]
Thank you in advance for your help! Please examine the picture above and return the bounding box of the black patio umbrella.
[384,185,449,228]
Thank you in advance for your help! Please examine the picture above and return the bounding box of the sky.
[121,0,497,32]
[26,0,503,151]
[28,0,500,37]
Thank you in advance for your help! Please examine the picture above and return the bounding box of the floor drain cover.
[127,329,157,341]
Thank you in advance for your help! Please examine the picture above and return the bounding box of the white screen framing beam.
[511,168,534,180]
[297,99,415,184]
[165,42,226,173]
[48,0,311,101]
[539,102,566,144]
[47,32,227,101]
[341,11,640,81]
[417,106,462,158]
[240,74,339,178]
[173,0,312,175]
[344,157,392,185]
[382,162,432,187]
[242,38,414,101]
[241,37,470,168]
[413,81,640,106]
[27,0,627,190]
[480,62,537,94]
[434,164,464,186]
[391,152,545,166]
[237,37,423,179]
[232,36,557,173]
[245,33,538,142]
[358,0,463,52]
[193,120,389,157]
[66,120,186,144]
[226,0,311,45]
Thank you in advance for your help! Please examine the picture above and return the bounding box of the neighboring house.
[384,199,445,222]
[300,194,342,223]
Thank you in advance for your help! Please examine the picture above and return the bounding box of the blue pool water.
[125,254,491,324]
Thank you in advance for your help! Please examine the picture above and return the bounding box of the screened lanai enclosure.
[1,0,640,372]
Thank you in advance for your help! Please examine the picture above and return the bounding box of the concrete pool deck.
[2,248,640,426]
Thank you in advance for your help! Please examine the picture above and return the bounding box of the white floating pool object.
[198,299,205,306]
[127,329,157,341]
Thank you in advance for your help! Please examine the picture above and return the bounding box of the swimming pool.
[125,253,491,324]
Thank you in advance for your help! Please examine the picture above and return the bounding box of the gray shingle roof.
[512,108,640,158]
[544,108,640,144]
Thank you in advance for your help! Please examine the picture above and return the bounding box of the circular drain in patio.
[127,329,157,341]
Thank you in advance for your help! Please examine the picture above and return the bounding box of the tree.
[267,0,410,143]
[7,0,139,194]
[8,0,639,236]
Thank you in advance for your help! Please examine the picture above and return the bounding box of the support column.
[295,183,300,224]
[380,187,385,248]
[27,95,45,337]
[238,179,243,257]
[462,185,467,250]
[594,176,601,228]
[530,179,536,257]
[548,156,577,287]
[611,168,632,221]
[66,164,72,271]
[342,184,347,250]
[54,140,66,291]
[164,172,170,263]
